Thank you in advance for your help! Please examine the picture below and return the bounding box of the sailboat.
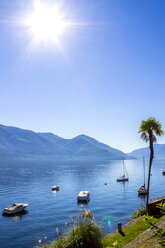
[117,160,129,182]
[138,157,147,195]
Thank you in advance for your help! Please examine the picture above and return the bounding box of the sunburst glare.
[24,1,71,44]
[3,0,92,56]
[6,0,85,55]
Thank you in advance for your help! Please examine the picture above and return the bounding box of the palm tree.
[139,117,163,213]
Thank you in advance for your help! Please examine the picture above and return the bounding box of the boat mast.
[124,161,129,178]
[143,156,145,185]
[123,160,125,177]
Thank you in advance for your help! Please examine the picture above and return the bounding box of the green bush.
[156,202,165,216]
[155,228,165,246]
[41,209,103,248]
[44,222,103,248]
[143,215,157,226]
[143,213,165,246]
[132,206,146,219]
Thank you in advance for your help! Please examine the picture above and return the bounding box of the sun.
[24,1,71,45]
[6,0,88,54]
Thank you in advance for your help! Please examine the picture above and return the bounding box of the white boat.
[52,185,60,191]
[138,157,147,195]
[2,203,28,215]
[117,160,129,182]
[77,191,90,202]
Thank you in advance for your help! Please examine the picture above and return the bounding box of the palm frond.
[141,132,149,142]
[139,117,163,143]
[152,135,157,143]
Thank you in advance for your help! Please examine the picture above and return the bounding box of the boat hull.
[117,178,128,182]
[2,204,28,215]
[3,207,25,215]
[138,190,147,195]
[77,191,90,202]
[77,196,90,202]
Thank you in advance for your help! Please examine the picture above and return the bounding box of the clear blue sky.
[0,0,165,152]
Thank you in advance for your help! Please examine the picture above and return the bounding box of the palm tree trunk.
[146,131,154,214]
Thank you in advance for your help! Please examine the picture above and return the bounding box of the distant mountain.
[0,124,130,161]
[127,144,165,159]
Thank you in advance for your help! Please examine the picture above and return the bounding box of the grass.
[40,209,103,248]
[102,218,157,248]
[159,215,165,221]
[42,222,103,248]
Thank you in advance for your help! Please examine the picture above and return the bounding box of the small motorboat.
[77,191,90,202]
[2,203,28,215]
[52,185,60,191]
[162,171,165,175]
[138,184,147,194]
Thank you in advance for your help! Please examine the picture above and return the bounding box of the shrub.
[143,213,165,246]
[43,222,103,248]
[155,228,165,246]
[132,206,146,219]
[156,202,165,216]
[41,209,103,248]
[143,215,157,226]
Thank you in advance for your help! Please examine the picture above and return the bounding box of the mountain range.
[0,124,130,161]
[127,144,165,160]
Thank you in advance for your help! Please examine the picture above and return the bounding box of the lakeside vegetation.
[39,201,165,248]
[102,218,153,248]
[103,200,165,248]
[42,222,103,248]
[40,215,164,248]
[39,209,103,248]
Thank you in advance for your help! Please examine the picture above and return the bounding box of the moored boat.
[52,185,60,191]
[117,176,128,182]
[117,160,129,182]
[2,203,28,215]
[138,157,147,195]
[138,184,147,194]
[77,191,90,202]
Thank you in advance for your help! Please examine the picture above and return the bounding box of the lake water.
[0,159,164,248]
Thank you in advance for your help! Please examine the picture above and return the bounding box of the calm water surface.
[0,159,164,248]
